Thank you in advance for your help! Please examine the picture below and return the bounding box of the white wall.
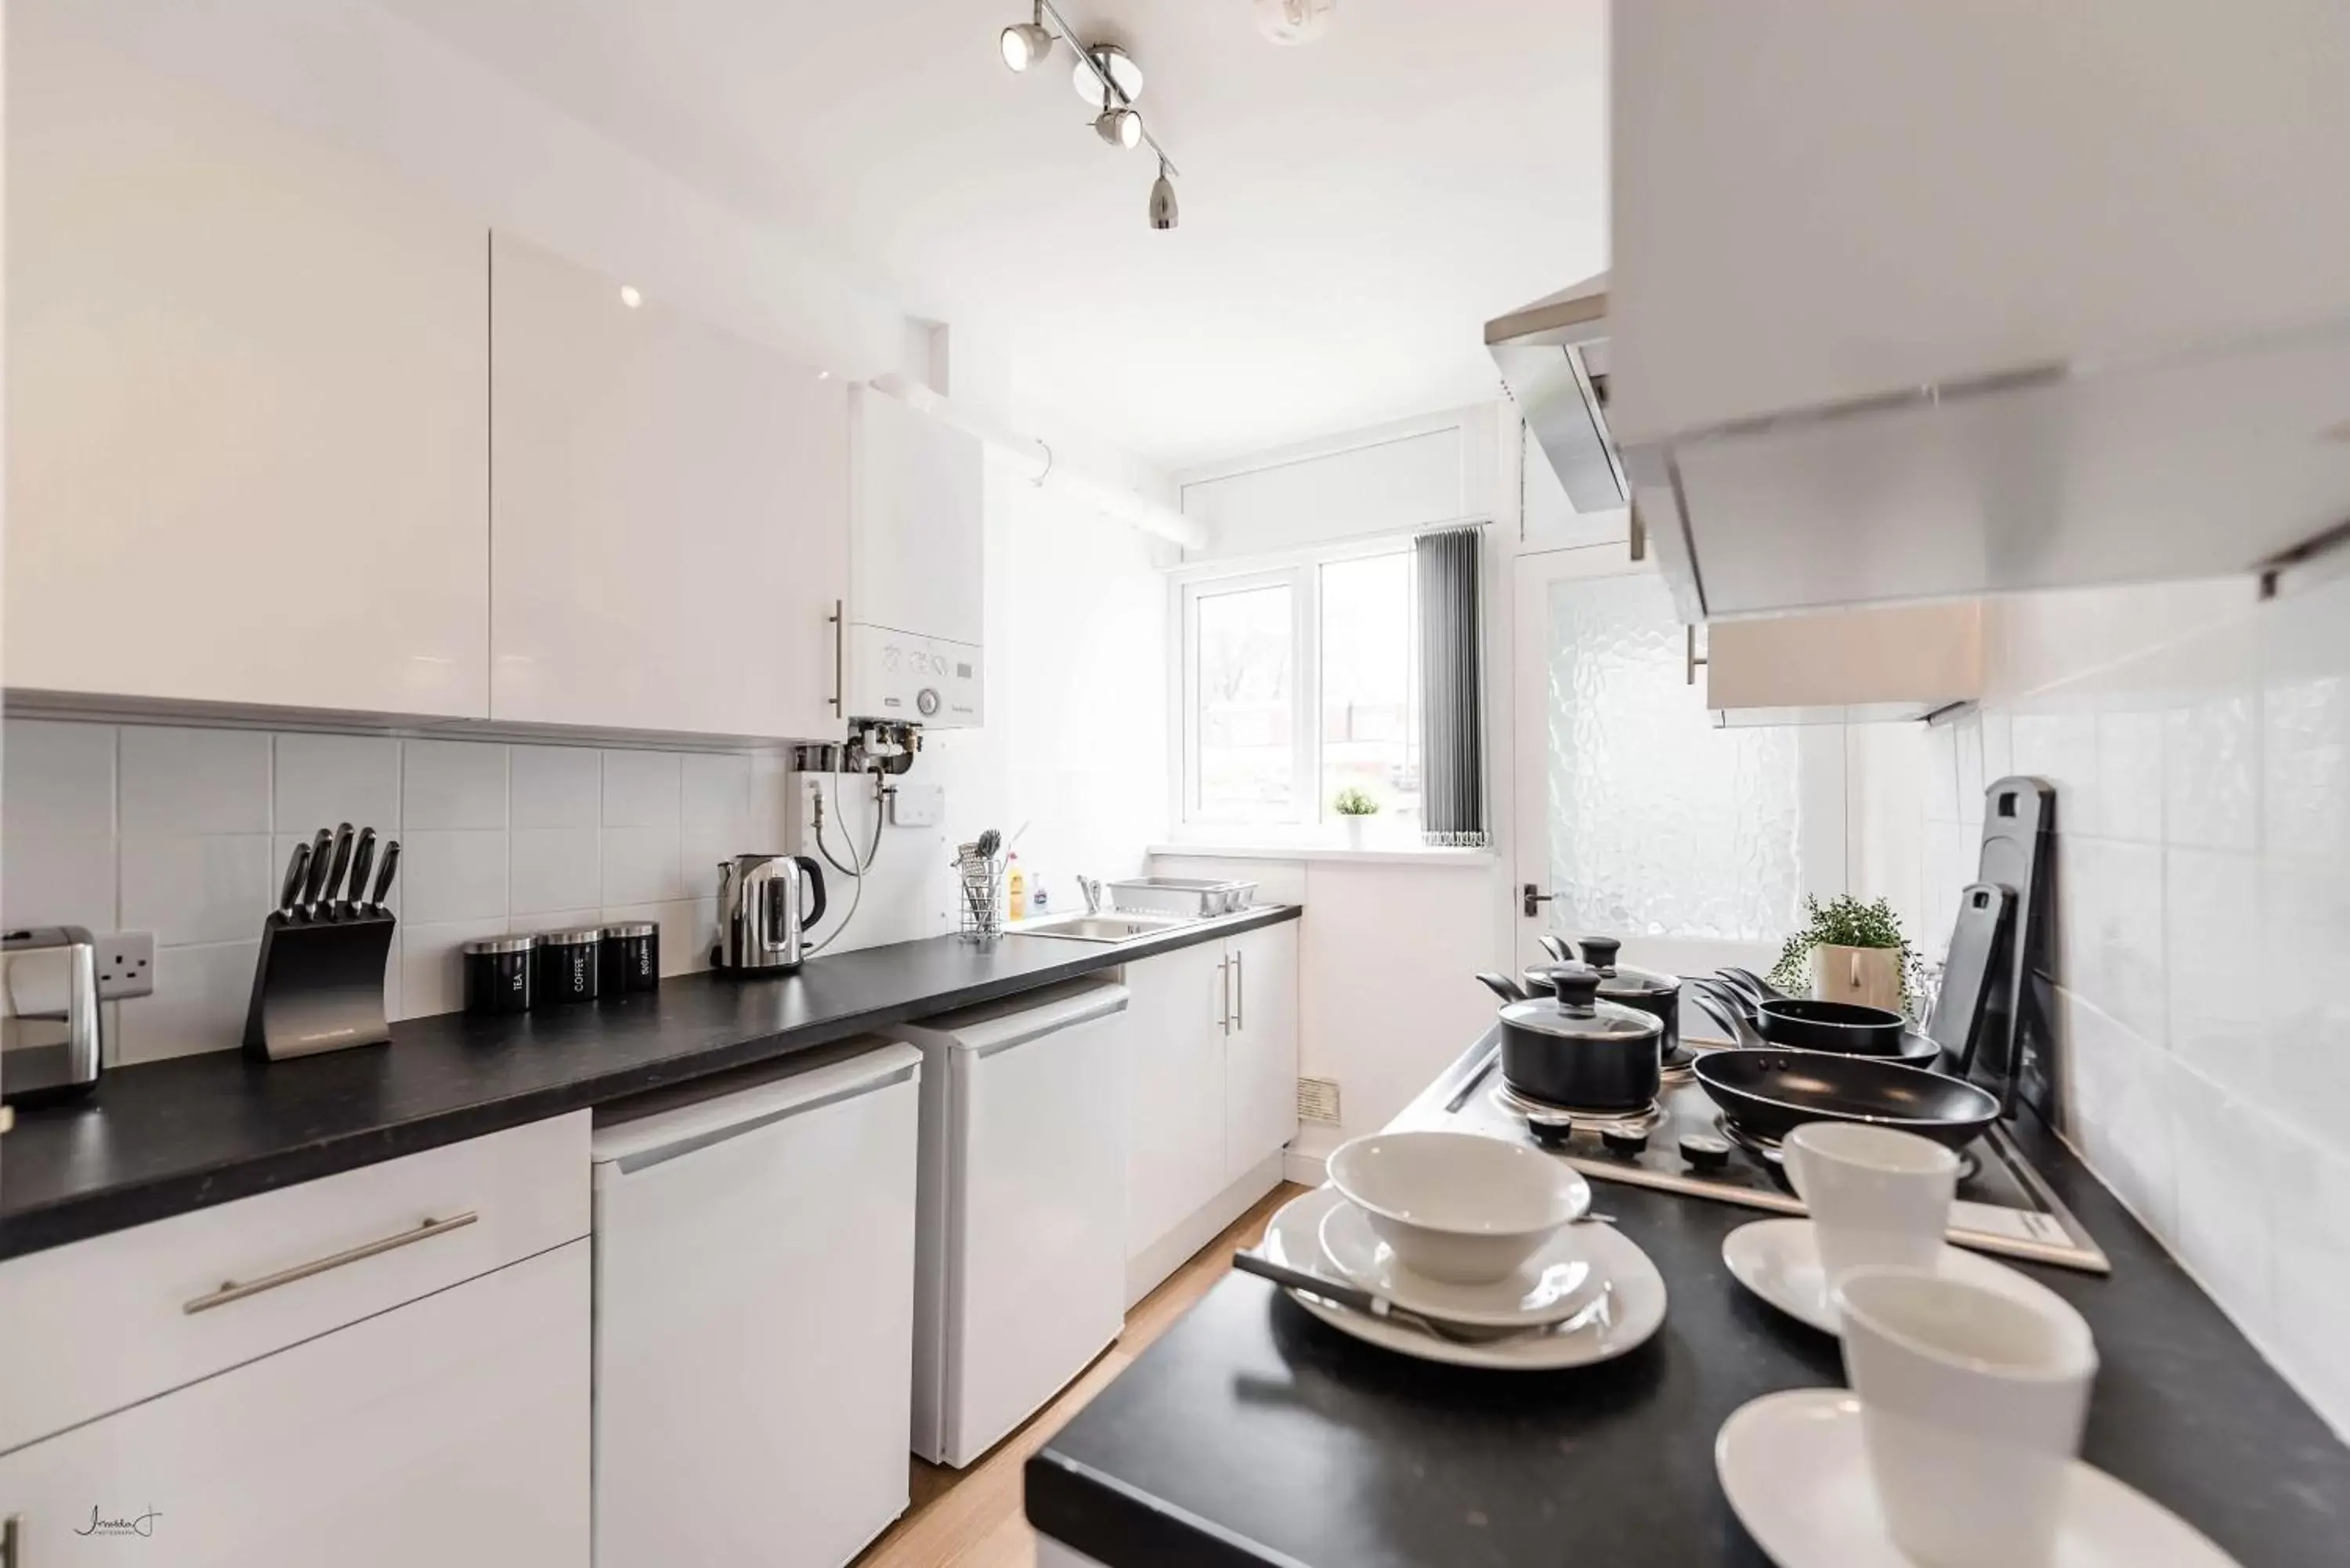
[1913,571,2350,1440]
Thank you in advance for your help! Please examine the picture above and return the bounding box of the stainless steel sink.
[1010,912,1199,944]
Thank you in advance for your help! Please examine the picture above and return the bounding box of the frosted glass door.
[1511,547,1844,1005]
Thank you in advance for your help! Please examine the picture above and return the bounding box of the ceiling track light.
[999,1,1053,71]
[998,0,1183,228]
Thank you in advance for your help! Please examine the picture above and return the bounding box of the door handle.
[828,599,844,717]
[1523,883,1561,918]
[1685,623,1708,688]
[1217,956,1231,1035]
[1233,950,1246,1031]
[183,1212,479,1313]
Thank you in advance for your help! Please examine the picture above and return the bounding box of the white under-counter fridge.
[900,978,1130,1467]
[591,1036,922,1568]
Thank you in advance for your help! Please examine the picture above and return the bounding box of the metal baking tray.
[1105,876,1257,918]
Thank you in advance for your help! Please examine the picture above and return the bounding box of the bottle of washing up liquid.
[1006,855,1028,922]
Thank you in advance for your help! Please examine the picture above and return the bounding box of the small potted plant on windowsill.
[1332,787,1380,850]
[1767,894,1929,1018]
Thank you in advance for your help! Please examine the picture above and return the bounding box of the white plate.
[1317,1197,1599,1328]
[1716,1388,2240,1568]
[1261,1185,1667,1370]
[1723,1217,2077,1336]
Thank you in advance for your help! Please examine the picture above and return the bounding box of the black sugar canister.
[599,920,660,995]
[463,936,537,1015]
[536,927,602,1005]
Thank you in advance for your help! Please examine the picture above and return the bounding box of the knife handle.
[277,841,313,914]
[299,829,336,908]
[321,823,356,907]
[367,840,401,913]
[344,829,377,915]
[1231,1250,1382,1317]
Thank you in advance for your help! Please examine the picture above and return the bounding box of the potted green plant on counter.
[1767,894,1928,1017]
[1332,786,1379,850]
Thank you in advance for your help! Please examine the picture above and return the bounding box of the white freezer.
[901,979,1130,1467]
[591,1038,922,1568]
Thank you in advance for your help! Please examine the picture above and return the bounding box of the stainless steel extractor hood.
[1486,275,1625,515]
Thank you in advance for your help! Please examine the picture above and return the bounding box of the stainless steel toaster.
[2,925,103,1104]
[712,854,829,975]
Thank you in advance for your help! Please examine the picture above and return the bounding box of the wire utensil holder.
[954,838,1007,942]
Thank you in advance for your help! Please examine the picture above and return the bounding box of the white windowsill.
[1148,840,1496,867]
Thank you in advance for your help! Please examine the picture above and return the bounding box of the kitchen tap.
[1078,876,1104,916]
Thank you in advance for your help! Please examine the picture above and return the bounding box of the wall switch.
[890,783,945,828]
[96,931,157,1001]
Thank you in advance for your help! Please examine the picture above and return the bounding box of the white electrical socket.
[95,931,157,1000]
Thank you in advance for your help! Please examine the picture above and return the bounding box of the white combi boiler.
[845,384,985,728]
[591,1039,922,1568]
[901,979,1130,1465]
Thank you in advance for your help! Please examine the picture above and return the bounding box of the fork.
[1233,1251,1614,1346]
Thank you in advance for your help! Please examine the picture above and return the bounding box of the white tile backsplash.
[510,745,602,829]
[403,739,508,830]
[510,827,602,916]
[2,717,785,1043]
[1924,569,2350,1440]
[602,750,681,827]
[273,732,400,835]
[402,829,510,923]
[120,726,270,834]
[4,719,117,836]
[120,833,277,947]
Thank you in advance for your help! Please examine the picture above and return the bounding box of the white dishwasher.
[591,1036,921,1568]
[901,978,1130,1466]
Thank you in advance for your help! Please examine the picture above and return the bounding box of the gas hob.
[1395,1042,2110,1275]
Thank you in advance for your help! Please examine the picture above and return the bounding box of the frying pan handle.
[1474,971,1531,1005]
[1688,985,1766,1049]
[1536,934,1571,963]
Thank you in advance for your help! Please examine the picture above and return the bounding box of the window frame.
[1171,533,1423,833]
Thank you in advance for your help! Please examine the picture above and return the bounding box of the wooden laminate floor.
[853,1183,1309,1568]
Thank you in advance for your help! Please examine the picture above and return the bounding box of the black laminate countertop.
[1029,1029,2350,1568]
[0,905,1298,1261]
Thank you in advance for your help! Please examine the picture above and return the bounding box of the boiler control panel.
[844,623,982,729]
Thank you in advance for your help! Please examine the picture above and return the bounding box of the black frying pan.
[1689,981,1943,1066]
[1756,996,1907,1055]
[1691,1050,1999,1150]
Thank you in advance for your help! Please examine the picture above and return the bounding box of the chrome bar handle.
[1217,956,1231,1035]
[828,599,845,717]
[183,1212,479,1314]
[1234,949,1246,1031]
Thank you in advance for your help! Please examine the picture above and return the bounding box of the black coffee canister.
[599,921,660,994]
[463,936,537,1015]
[536,927,602,1005]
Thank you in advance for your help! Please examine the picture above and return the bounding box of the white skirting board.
[1282,1148,1328,1187]
[1036,1538,1108,1568]
[1124,1151,1285,1309]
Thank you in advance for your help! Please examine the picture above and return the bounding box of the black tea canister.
[536,927,602,1005]
[599,920,660,995]
[463,936,537,1015]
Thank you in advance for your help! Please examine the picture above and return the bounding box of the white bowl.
[1326,1129,1590,1284]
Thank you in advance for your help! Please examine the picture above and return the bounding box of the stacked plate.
[1256,1131,1668,1370]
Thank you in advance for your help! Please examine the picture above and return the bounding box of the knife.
[320,823,356,911]
[343,828,378,916]
[277,840,314,917]
[366,839,401,914]
[299,828,336,914]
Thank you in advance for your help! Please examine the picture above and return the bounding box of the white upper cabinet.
[5,24,490,717]
[1610,2,2350,617]
[490,233,849,739]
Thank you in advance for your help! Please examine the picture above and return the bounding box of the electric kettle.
[712,854,828,975]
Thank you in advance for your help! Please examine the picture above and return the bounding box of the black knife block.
[243,909,396,1060]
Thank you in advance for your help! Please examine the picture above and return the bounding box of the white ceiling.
[373,0,1610,470]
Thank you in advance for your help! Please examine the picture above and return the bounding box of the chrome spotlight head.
[1148,167,1178,229]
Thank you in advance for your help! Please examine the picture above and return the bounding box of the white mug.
[1784,1121,1959,1306]
[1835,1266,2098,1568]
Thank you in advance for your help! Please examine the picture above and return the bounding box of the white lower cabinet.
[1122,921,1300,1291]
[0,1240,590,1566]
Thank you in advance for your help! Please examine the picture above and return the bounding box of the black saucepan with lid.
[1476,964,1665,1111]
[1528,934,1684,1062]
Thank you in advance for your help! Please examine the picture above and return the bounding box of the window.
[1180,544,1422,829]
